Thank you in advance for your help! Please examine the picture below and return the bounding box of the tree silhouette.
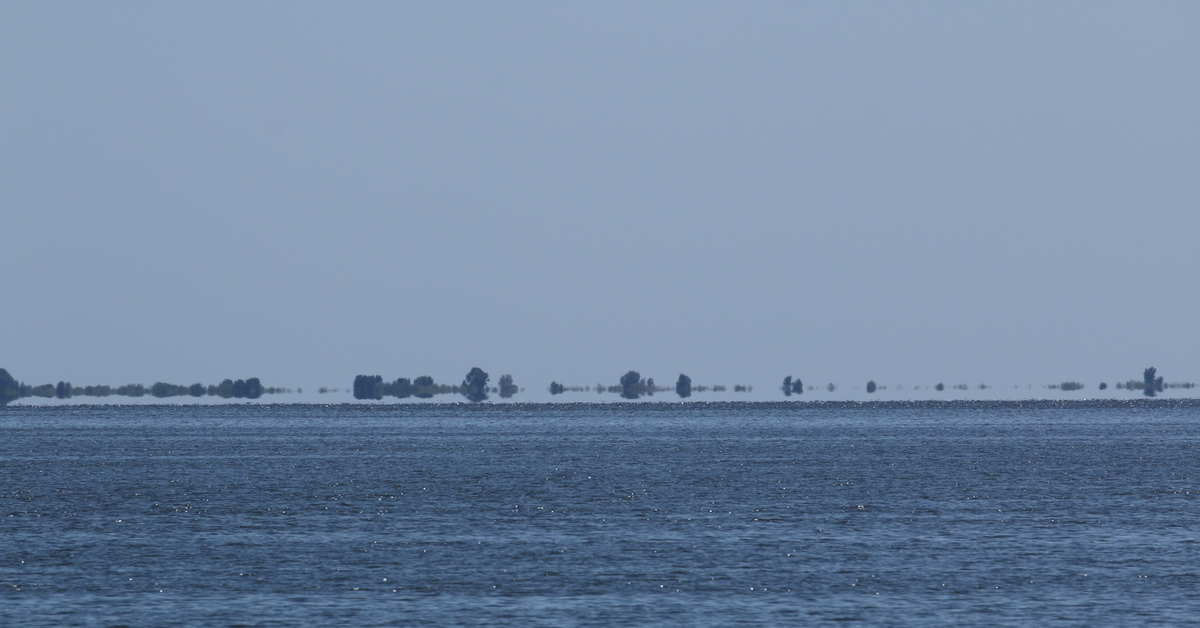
[83,385,113,397]
[56,381,72,399]
[549,381,565,395]
[413,375,435,399]
[353,375,384,400]
[244,377,264,399]
[114,383,147,397]
[462,367,490,402]
[150,382,189,398]
[498,374,517,399]
[23,383,54,398]
[620,370,642,399]
[935,383,945,391]
[782,376,792,396]
[866,380,877,394]
[0,369,19,405]
[676,374,692,399]
[1143,367,1159,397]
[389,378,412,399]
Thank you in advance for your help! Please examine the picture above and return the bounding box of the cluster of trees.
[352,369,520,402]
[1113,367,1166,397]
[1146,367,1164,397]
[463,368,489,402]
[1109,367,1194,396]
[547,372,744,400]
[676,374,691,398]
[0,368,284,405]
[814,369,1195,397]
[498,374,517,398]
[619,371,653,399]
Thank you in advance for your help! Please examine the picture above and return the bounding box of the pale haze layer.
[2,3,1197,399]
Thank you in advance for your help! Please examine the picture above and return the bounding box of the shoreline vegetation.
[1,367,1193,406]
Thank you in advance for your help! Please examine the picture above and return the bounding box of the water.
[2,400,1198,626]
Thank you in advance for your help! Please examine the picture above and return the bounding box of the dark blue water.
[2,401,1198,626]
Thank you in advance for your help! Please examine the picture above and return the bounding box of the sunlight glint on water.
[1,400,1198,626]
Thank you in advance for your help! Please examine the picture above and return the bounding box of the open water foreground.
[1,400,1197,626]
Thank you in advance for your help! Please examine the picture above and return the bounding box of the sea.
[1,400,1197,626]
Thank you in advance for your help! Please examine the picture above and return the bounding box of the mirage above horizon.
[1,366,1193,406]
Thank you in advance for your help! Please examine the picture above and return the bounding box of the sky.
[1,2,1197,400]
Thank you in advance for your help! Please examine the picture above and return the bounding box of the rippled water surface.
[2,401,1198,626]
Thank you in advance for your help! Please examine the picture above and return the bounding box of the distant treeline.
[0,368,287,405]
[5,364,1195,407]
[356,369,752,402]
[545,367,1197,401]
[548,371,749,400]
[352,368,519,402]
[852,367,1192,398]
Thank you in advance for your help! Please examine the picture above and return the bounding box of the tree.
[0,369,19,405]
[23,383,54,397]
[1143,367,1159,398]
[866,380,877,394]
[244,377,264,399]
[189,383,206,397]
[114,383,146,397]
[620,371,642,399]
[83,385,112,397]
[353,375,384,400]
[150,382,189,398]
[498,374,517,399]
[676,374,692,399]
[462,367,490,402]
[935,383,945,391]
[792,378,803,395]
[389,378,412,399]
[782,376,792,397]
[549,381,565,395]
[413,375,435,399]
[56,381,72,399]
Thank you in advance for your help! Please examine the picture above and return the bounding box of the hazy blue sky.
[2,2,1197,397]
